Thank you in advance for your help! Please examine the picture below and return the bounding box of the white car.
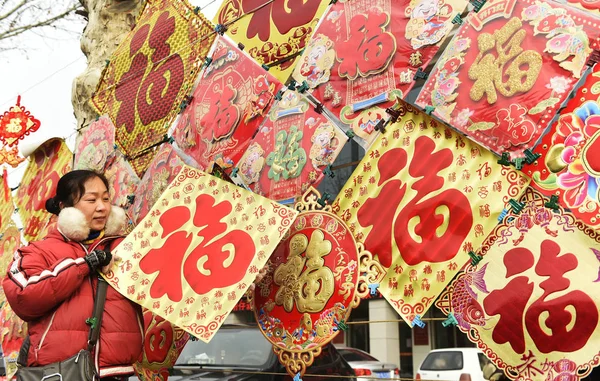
[335,346,401,380]
[416,348,493,381]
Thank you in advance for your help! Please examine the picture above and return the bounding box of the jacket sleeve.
[3,243,91,321]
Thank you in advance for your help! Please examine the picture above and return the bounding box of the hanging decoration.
[74,115,116,172]
[0,171,15,234]
[292,0,468,148]
[331,101,529,325]
[104,166,298,342]
[128,144,185,224]
[133,312,190,381]
[90,0,215,176]
[236,90,346,203]
[254,187,383,378]
[415,0,600,159]
[528,64,600,230]
[15,139,72,242]
[213,0,330,83]
[0,146,25,168]
[105,151,141,208]
[171,35,283,171]
[0,96,41,148]
[435,187,600,381]
[0,224,27,380]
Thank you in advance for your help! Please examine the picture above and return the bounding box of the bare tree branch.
[0,0,84,52]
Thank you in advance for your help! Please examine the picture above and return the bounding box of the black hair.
[45,170,110,215]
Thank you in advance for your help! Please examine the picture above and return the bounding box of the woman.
[3,170,143,380]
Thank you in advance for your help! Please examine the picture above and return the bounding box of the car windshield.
[176,328,272,368]
[338,348,378,362]
[420,351,464,371]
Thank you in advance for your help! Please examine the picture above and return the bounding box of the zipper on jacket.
[37,311,57,360]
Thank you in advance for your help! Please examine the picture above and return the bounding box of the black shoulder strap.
[87,276,108,351]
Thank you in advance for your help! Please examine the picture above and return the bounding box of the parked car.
[416,348,492,381]
[334,345,402,380]
[168,324,356,381]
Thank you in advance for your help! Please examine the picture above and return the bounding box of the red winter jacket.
[3,229,144,378]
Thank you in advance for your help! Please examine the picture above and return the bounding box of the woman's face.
[73,177,111,231]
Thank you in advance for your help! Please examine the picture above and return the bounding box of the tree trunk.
[72,0,144,136]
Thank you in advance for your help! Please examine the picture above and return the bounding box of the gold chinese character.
[274,230,334,313]
[469,17,542,104]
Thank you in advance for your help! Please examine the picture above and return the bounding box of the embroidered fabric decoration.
[331,100,529,326]
[292,0,468,148]
[15,138,72,242]
[529,64,600,230]
[237,90,346,203]
[435,187,600,381]
[74,115,116,172]
[90,0,215,176]
[171,35,283,172]
[0,96,41,148]
[213,0,330,83]
[415,0,600,159]
[103,166,298,342]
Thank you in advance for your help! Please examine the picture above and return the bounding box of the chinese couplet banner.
[416,0,600,159]
[528,63,600,230]
[106,166,298,342]
[74,115,116,173]
[213,0,330,83]
[91,0,215,176]
[293,0,467,148]
[171,35,283,171]
[436,187,600,381]
[237,90,346,202]
[15,139,72,242]
[331,101,529,325]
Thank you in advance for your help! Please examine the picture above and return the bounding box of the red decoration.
[356,136,473,268]
[172,36,283,172]
[238,91,345,202]
[139,195,256,302]
[416,0,600,159]
[528,63,600,229]
[435,188,600,381]
[91,0,215,176]
[292,0,468,147]
[0,96,41,147]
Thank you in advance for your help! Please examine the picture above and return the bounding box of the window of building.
[431,308,474,349]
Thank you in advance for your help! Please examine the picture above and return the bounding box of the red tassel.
[2,167,9,202]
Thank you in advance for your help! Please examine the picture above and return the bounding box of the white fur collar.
[57,206,126,241]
